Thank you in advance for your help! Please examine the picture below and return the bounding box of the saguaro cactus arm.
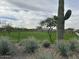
[64,10,72,20]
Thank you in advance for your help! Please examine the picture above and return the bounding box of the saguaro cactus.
[56,0,72,41]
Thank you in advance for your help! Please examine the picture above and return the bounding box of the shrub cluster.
[0,37,16,55]
[57,40,78,57]
[0,36,79,58]
[19,37,39,54]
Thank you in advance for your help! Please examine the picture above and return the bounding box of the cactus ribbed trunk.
[57,0,64,41]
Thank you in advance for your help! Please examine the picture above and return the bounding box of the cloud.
[7,0,58,13]
[0,0,47,28]
[0,0,79,29]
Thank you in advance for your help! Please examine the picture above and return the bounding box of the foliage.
[20,37,39,54]
[0,37,16,55]
[57,43,70,57]
[57,40,79,57]
[40,17,56,43]
[40,17,56,28]
[69,40,78,51]
[36,26,42,30]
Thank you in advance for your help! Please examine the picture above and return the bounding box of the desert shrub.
[42,40,51,48]
[20,37,39,54]
[57,43,70,57]
[56,41,70,57]
[57,40,79,57]
[0,37,16,55]
[69,40,79,52]
[69,42,76,51]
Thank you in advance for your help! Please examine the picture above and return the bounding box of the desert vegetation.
[0,0,78,59]
[0,37,79,59]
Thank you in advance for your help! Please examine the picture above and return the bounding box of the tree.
[56,0,72,43]
[40,17,56,43]
[36,26,42,30]
[66,28,74,32]
[3,24,13,31]
[2,24,14,36]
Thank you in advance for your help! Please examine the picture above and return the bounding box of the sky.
[0,0,79,29]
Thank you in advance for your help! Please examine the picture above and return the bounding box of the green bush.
[0,37,16,55]
[20,37,39,54]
